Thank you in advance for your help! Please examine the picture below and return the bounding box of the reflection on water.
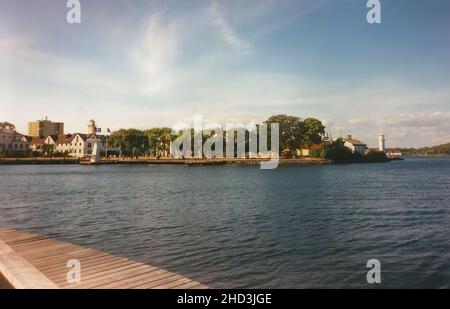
[0,157,449,288]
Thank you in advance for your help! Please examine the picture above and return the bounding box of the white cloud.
[131,13,180,95]
[0,36,123,92]
[209,0,252,54]
[332,112,450,148]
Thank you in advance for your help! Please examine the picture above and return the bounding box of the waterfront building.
[0,128,30,154]
[0,128,14,149]
[35,120,114,157]
[28,117,64,137]
[42,133,107,158]
[24,136,44,151]
[342,135,368,155]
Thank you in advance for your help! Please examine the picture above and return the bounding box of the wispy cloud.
[0,36,121,92]
[209,0,252,54]
[131,12,180,95]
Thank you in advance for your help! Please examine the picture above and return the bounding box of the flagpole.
[105,129,108,159]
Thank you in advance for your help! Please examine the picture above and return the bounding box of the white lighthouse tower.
[378,133,386,152]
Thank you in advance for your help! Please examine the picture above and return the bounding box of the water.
[0,157,449,288]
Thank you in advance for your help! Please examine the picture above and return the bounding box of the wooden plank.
[26,249,93,265]
[50,259,141,284]
[86,267,171,289]
[71,264,160,289]
[0,227,207,289]
[58,262,149,288]
[39,255,122,273]
[0,239,58,289]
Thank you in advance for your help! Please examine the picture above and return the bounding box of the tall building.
[28,117,64,137]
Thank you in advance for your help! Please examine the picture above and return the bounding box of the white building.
[342,135,368,155]
[42,133,107,158]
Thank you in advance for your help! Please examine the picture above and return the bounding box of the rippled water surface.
[1,157,449,288]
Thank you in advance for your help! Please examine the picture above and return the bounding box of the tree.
[39,144,55,157]
[303,118,325,148]
[146,128,173,157]
[108,129,128,155]
[0,147,6,159]
[0,122,16,132]
[265,114,305,156]
[364,150,388,163]
[324,138,354,162]
[122,129,148,156]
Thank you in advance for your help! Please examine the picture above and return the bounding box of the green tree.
[39,144,55,157]
[108,129,128,155]
[303,118,325,148]
[122,129,148,156]
[265,114,305,156]
[146,127,174,157]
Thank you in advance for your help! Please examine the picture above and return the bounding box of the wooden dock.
[0,227,207,289]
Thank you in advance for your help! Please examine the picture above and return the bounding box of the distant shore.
[0,157,332,166]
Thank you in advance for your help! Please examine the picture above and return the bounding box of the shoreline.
[0,157,332,166]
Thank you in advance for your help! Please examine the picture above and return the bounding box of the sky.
[1,0,450,148]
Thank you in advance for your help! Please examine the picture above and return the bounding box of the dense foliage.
[391,143,450,156]
[323,139,354,162]
[364,150,388,163]
[265,114,325,156]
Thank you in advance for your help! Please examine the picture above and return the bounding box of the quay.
[0,157,331,166]
[0,227,208,289]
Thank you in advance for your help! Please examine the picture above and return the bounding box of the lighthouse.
[378,133,386,152]
[88,119,97,135]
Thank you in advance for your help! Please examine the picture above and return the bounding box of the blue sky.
[1,0,450,147]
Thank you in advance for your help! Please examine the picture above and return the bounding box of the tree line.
[107,115,326,157]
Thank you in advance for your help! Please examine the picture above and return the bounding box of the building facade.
[0,128,30,154]
[343,135,368,155]
[42,133,107,158]
[28,118,64,137]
